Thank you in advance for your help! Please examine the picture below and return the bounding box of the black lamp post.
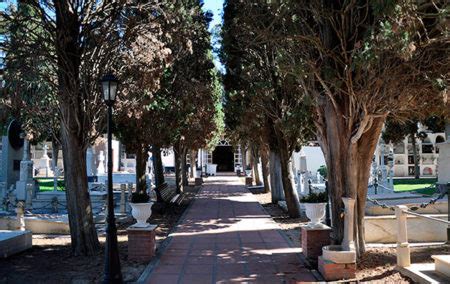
[101,73,123,283]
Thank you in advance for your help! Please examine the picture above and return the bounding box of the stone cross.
[127,183,133,212]
[120,184,126,214]
[97,150,106,175]
[43,144,49,158]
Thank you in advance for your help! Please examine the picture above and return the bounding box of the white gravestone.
[15,137,34,201]
[97,150,106,175]
[36,145,52,177]
[437,137,450,186]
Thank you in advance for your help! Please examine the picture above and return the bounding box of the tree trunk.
[269,149,285,203]
[152,145,165,189]
[61,130,100,255]
[275,131,301,218]
[411,134,420,179]
[135,146,148,194]
[181,148,189,186]
[174,142,184,194]
[242,145,247,172]
[189,149,198,178]
[317,98,386,256]
[55,1,99,255]
[260,144,271,193]
[251,146,262,185]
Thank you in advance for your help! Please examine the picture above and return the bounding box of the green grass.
[35,178,65,191]
[393,178,437,195]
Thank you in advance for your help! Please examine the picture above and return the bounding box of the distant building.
[375,131,446,178]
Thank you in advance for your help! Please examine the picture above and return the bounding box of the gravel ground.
[248,188,449,283]
[0,184,199,284]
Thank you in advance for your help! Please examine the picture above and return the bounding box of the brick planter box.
[195,177,203,186]
[127,224,157,261]
[318,256,356,280]
[301,225,331,265]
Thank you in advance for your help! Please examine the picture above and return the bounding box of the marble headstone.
[15,137,34,201]
[86,147,96,176]
[36,144,52,176]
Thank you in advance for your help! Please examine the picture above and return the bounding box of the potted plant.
[245,165,252,177]
[129,192,153,227]
[300,191,328,228]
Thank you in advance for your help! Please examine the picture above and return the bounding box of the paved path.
[145,176,317,283]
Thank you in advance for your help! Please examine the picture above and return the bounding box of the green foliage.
[1,2,59,144]
[300,191,328,203]
[130,192,150,203]
[317,165,327,179]
[221,0,315,151]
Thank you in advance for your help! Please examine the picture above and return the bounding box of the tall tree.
[285,0,449,255]
[1,0,178,255]
[156,0,224,193]
[221,0,315,217]
[221,0,449,256]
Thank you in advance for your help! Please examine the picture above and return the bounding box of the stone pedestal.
[127,224,157,261]
[318,256,356,281]
[86,147,96,177]
[15,138,33,201]
[301,225,331,264]
[195,177,203,186]
[245,177,253,186]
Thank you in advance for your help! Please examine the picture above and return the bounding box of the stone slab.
[0,230,32,258]
[0,215,70,234]
[397,263,449,284]
[432,255,450,278]
[365,214,447,243]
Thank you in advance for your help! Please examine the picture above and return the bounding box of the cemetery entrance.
[212,142,234,172]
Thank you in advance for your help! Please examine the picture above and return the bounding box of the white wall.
[293,146,326,174]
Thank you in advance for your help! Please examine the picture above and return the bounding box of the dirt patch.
[357,246,450,283]
[248,188,447,283]
[0,185,199,283]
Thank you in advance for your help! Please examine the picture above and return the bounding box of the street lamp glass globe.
[101,74,118,102]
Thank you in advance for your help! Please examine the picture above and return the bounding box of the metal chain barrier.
[366,196,396,211]
[367,188,447,211]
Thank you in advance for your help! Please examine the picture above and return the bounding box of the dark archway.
[212,146,234,172]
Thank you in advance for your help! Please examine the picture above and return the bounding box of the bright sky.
[202,0,225,73]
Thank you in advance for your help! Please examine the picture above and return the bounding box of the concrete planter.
[304,203,326,227]
[130,202,153,227]
[322,245,356,264]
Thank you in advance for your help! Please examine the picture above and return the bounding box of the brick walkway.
[144,176,317,283]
